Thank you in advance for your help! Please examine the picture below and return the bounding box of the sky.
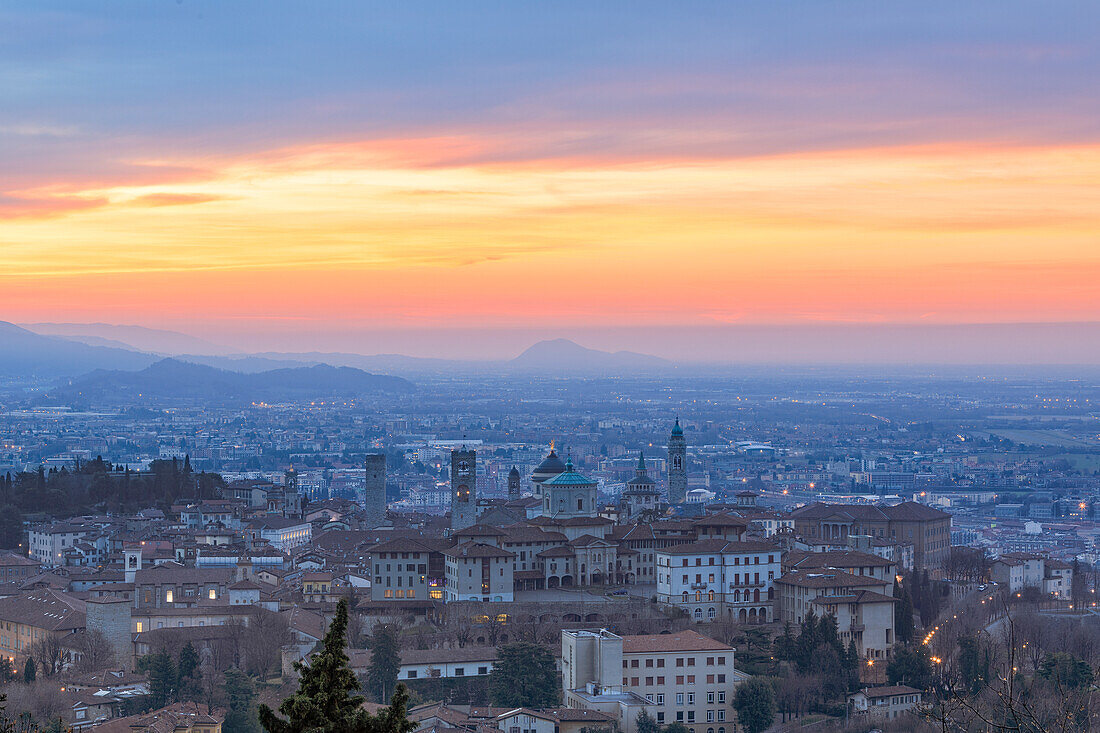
[1,1,1099,360]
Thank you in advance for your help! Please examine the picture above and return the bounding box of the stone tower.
[667,418,687,504]
[364,453,387,528]
[622,451,660,520]
[86,598,133,670]
[507,466,521,500]
[450,448,477,532]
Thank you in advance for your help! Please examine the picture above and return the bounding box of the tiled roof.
[0,589,85,631]
[660,539,780,555]
[445,542,515,560]
[787,550,894,569]
[775,569,887,589]
[621,629,732,654]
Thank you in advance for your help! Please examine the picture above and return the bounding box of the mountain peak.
[510,339,670,372]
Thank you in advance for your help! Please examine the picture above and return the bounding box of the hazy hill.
[49,358,414,402]
[509,338,671,372]
[22,322,237,356]
[0,321,158,377]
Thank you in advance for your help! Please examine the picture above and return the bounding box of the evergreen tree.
[178,642,202,701]
[259,598,415,733]
[0,658,14,684]
[365,623,401,704]
[178,642,200,680]
[1039,653,1094,689]
[886,644,933,690]
[957,633,992,694]
[634,710,659,733]
[223,669,262,733]
[733,677,775,733]
[139,651,178,708]
[0,506,22,550]
[23,657,35,684]
[488,642,560,709]
[894,581,915,645]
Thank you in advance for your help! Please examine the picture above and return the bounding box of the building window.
[407,670,418,679]
[687,693,695,705]
[455,668,464,676]
[165,590,174,603]
[676,693,684,705]
[209,589,216,599]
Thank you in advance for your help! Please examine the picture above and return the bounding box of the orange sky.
[1,138,1098,333]
[3,3,1100,359]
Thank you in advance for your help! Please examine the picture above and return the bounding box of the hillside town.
[2,376,1099,733]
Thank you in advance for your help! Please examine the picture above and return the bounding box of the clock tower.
[450,448,477,531]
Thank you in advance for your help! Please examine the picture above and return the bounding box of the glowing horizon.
[2,2,1098,356]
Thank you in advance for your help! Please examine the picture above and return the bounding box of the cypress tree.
[259,599,415,733]
[23,657,35,683]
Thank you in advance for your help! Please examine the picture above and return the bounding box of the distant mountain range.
[2,320,674,384]
[0,321,158,377]
[22,322,237,356]
[45,358,414,403]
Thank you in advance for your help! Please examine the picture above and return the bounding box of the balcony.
[690,583,709,590]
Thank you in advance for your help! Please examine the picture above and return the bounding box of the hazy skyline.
[3,2,1098,360]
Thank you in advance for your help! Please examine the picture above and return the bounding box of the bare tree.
[240,608,292,678]
[2,680,68,724]
[28,636,64,677]
[74,629,117,674]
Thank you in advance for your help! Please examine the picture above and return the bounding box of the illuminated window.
[208,589,216,600]
[165,590,174,603]
[430,590,443,600]
[384,589,393,598]
[135,622,144,633]
[406,589,415,599]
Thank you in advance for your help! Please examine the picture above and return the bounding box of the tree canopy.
[488,642,560,709]
[259,599,415,733]
[733,677,776,733]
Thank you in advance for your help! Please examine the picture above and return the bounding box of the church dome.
[531,449,567,482]
[671,418,683,437]
[508,466,521,478]
[542,459,595,487]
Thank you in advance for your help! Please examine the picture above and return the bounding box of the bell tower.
[667,418,687,504]
[507,466,521,500]
[450,448,477,531]
[364,453,387,528]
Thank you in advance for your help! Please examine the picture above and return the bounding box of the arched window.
[682,591,689,602]
[695,591,702,601]
[707,607,716,619]
[694,608,702,620]
[708,591,714,601]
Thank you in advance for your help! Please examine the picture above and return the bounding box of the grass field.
[986,428,1100,449]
